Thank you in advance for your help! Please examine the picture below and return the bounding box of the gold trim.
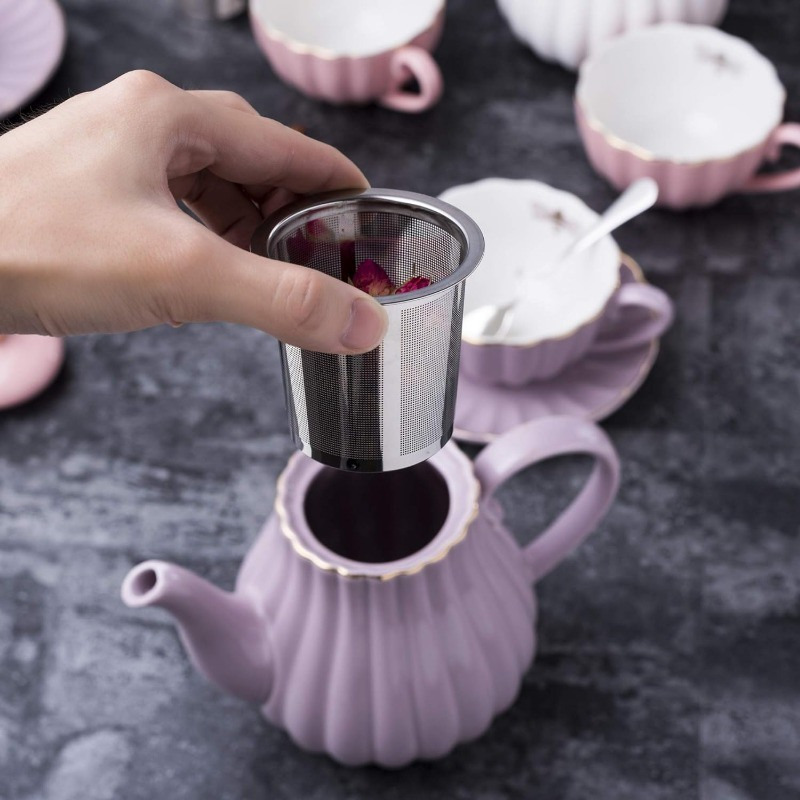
[250,2,445,62]
[576,62,786,167]
[462,244,622,348]
[621,252,644,283]
[274,458,481,581]
[455,254,660,444]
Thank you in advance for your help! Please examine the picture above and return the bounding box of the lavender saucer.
[0,335,65,410]
[454,256,662,444]
[0,0,66,119]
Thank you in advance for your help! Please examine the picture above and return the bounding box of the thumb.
[173,232,388,355]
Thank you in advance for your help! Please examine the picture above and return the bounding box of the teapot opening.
[303,461,450,563]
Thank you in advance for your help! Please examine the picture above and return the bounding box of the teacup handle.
[378,46,443,113]
[473,417,620,584]
[591,283,674,354]
[743,123,800,194]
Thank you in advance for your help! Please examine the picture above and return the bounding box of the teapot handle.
[473,416,620,584]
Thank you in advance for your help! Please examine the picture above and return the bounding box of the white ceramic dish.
[440,178,620,346]
[0,0,66,119]
[496,0,728,71]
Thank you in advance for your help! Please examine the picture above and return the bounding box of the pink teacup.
[440,179,674,387]
[249,0,445,112]
[576,24,800,210]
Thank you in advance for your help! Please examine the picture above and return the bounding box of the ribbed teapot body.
[236,449,535,768]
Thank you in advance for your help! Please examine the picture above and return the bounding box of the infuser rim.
[250,187,485,302]
[274,446,481,581]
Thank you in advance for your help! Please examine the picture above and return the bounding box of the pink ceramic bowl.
[576,24,800,210]
[249,0,445,112]
[440,179,673,388]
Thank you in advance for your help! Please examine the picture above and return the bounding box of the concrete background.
[1,0,798,797]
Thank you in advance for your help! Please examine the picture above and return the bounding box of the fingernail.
[341,297,387,352]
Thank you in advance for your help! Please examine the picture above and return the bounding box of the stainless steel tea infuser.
[252,188,484,472]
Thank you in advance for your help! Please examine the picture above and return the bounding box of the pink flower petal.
[286,229,313,264]
[305,218,331,242]
[396,276,432,294]
[353,259,396,297]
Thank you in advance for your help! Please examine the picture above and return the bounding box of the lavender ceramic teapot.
[122,416,619,767]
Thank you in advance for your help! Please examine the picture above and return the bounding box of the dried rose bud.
[286,229,313,264]
[353,259,396,297]
[397,276,432,294]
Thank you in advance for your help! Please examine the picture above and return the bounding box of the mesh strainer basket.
[251,188,484,472]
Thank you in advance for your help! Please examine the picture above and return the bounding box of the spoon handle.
[568,178,659,257]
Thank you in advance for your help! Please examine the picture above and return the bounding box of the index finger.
[172,93,369,196]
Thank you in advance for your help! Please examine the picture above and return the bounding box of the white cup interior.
[440,179,620,345]
[251,0,442,57]
[577,24,785,162]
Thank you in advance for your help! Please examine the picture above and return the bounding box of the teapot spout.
[121,560,273,704]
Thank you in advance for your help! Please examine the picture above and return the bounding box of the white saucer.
[0,0,66,119]
[454,256,661,444]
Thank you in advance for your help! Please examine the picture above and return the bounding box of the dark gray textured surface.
[1,0,799,797]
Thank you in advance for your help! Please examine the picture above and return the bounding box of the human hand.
[0,71,387,354]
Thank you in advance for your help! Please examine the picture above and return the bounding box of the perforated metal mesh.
[273,211,462,286]
[259,192,482,472]
[280,346,385,460]
[400,287,463,456]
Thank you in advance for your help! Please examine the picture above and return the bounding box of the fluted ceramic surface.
[454,260,664,442]
[237,508,535,767]
[0,0,66,118]
[461,305,609,386]
[249,7,443,105]
[576,102,772,209]
[496,0,728,70]
[122,423,620,767]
